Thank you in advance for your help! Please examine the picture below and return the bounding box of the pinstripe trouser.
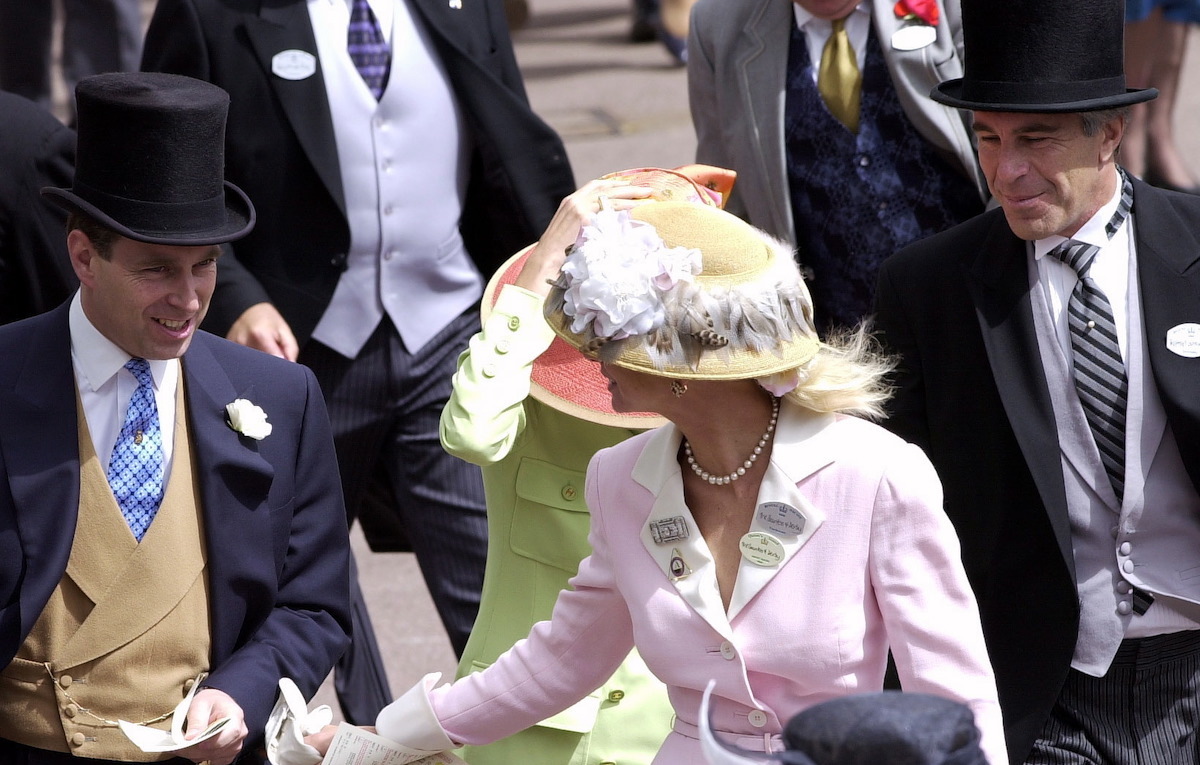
[300,311,487,723]
[1029,630,1200,764]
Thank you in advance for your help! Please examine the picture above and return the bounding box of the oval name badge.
[892,24,936,51]
[1166,323,1200,358]
[739,532,785,567]
[272,49,317,81]
[756,502,806,536]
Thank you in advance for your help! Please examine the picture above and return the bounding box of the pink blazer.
[424,403,1008,764]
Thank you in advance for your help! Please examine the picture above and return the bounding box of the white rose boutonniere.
[226,398,273,440]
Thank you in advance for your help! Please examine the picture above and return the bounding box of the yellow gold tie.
[818,18,861,132]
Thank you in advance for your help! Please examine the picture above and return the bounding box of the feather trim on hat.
[545,205,820,380]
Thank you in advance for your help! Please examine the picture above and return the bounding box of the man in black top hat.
[873,0,1200,762]
[0,71,351,765]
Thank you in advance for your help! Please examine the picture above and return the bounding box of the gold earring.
[671,380,688,398]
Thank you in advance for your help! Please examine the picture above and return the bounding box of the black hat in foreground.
[932,0,1157,112]
[701,684,986,765]
[43,71,255,245]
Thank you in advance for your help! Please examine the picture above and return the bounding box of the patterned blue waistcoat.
[785,21,982,334]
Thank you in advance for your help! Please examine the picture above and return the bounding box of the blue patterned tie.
[1048,172,1133,502]
[349,0,391,100]
[107,358,164,541]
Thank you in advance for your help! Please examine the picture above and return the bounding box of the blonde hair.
[780,321,896,421]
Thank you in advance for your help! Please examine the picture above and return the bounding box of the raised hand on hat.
[514,179,653,297]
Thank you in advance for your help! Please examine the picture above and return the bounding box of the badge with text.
[756,502,806,537]
[668,548,692,581]
[272,49,317,81]
[891,24,936,51]
[739,532,785,567]
[650,515,690,545]
[1166,323,1200,358]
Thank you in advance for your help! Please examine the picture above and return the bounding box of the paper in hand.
[118,674,234,752]
[320,723,469,765]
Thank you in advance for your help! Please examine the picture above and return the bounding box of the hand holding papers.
[118,673,234,752]
[266,676,467,765]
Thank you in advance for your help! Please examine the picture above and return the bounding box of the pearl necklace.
[683,397,780,486]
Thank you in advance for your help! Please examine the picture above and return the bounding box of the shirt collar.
[68,291,170,393]
[1032,178,1126,262]
[792,1,868,31]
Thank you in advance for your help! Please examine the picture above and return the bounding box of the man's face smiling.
[70,230,219,360]
[973,111,1123,241]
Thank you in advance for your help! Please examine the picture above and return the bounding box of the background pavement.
[47,0,1200,722]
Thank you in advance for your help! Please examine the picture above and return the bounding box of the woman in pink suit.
[304,198,1008,764]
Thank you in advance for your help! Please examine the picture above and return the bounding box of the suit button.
[748,709,768,728]
[64,704,78,718]
[508,316,521,331]
[1117,581,1132,594]
[720,641,736,660]
[70,732,86,747]
[482,364,497,378]
[495,339,511,354]
[1123,560,1135,574]
[1119,541,1132,555]
[1118,600,1132,615]
[561,485,578,501]
[607,689,625,702]
[59,674,72,688]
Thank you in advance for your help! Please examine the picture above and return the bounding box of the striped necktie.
[1047,172,1133,502]
[349,0,391,100]
[107,358,164,541]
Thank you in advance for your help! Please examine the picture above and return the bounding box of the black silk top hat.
[932,0,1157,112]
[43,71,255,245]
[780,692,987,765]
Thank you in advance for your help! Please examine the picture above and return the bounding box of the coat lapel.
[632,408,834,633]
[965,215,1074,575]
[5,306,82,642]
[244,2,346,217]
[181,335,275,664]
[742,0,793,240]
[1129,179,1200,492]
[633,425,733,640]
[726,407,832,620]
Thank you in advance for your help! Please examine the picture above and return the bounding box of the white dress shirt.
[792,2,870,80]
[69,292,179,483]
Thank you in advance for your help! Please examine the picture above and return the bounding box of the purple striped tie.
[349,0,390,100]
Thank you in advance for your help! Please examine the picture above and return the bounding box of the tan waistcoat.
[0,381,211,761]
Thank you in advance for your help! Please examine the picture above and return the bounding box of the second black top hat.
[932,0,1157,112]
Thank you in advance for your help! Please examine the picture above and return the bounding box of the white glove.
[265,678,333,765]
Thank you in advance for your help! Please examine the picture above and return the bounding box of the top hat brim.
[932,79,1158,113]
[42,180,256,247]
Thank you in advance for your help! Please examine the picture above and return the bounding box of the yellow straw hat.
[545,202,821,380]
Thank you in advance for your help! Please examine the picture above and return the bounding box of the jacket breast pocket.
[510,458,592,574]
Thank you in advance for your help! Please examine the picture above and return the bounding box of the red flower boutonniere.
[894,0,939,27]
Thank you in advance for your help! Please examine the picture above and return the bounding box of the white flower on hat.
[226,398,272,440]
[560,209,702,341]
